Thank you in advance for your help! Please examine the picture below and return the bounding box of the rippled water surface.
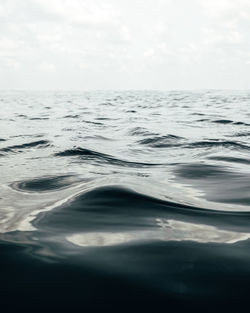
[1,90,250,311]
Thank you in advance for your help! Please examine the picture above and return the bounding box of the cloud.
[38,62,56,72]
[32,0,119,27]
[200,0,250,20]
[202,28,244,46]
[0,0,250,89]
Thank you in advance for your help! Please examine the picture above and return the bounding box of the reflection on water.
[67,231,135,247]
[67,218,250,247]
[156,219,250,244]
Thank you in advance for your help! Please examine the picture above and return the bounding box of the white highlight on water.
[67,218,250,247]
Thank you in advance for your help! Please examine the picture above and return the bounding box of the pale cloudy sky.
[1,0,250,90]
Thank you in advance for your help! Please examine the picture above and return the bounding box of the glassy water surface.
[1,90,250,311]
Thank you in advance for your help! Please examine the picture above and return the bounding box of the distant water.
[1,90,250,311]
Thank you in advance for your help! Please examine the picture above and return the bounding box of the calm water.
[1,90,250,311]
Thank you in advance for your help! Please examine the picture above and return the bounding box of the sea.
[1,90,250,312]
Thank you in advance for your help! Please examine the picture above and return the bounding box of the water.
[1,90,250,311]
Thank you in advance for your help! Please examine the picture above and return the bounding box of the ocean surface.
[1,90,250,311]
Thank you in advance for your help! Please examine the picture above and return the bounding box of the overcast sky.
[1,0,250,90]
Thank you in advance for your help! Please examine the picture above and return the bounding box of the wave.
[191,113,205,116]
[35,185,250,237]
[186,140,250,151]
[55,147,162,167]
[99,101,115,106]
[30,117,49,121]
[82,135,113,141]
[233,132,250,137]
[209,156,250,165]
[196,118,210,122]
[128,127,158,137]
[196,119,250,126]
[95,117,116,121]
[233,121,250,126]
[212,119,233,124]
[136,137,250,151]
[82,120,104,126]
[175,163,230,179]
[63,115,80,119]
[126,110,137,113]
[0,140,51,153]
[137,135,184,148]
[174,162,250,206]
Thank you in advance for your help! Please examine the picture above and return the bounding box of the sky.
[1,0,250,90]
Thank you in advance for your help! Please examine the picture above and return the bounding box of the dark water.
[1,90,250,311]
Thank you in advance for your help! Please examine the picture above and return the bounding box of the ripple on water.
[0,140,51,153]
[12,175,80,192]
[55,147,162,167]
[137,135,184,148]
